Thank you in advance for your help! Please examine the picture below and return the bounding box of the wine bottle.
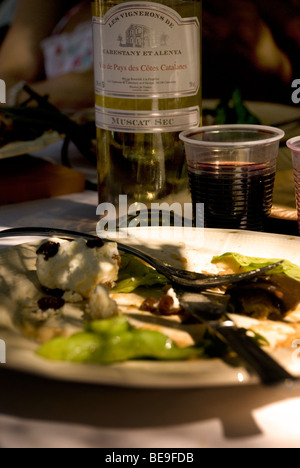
[92,0,202,205]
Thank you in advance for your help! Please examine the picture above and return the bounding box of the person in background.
[202,0,300,103]
[0,0,17,43]
[0,0,94,110]
[0,0,300,110]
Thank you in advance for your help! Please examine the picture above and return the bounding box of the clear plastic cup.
[179,125,285,231]
[287,136,300,233]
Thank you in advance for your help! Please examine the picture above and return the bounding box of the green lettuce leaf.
[212,252,300,282]
[36,316,206,364]
[113,253,168,293]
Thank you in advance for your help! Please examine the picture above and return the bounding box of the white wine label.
[93,1,200,99]
[95,105,200,132]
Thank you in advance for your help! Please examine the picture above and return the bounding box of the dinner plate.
[0,107,96,161]
[0,131,63,160]
[0,227,300,389]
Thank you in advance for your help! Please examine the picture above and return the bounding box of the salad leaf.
[212,252,300,283]
[113,253,168,293]
[36,316,206,364]
[203,89,261,125]
[244,329,270,347]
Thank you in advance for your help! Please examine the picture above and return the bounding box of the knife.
[177,290,296,386]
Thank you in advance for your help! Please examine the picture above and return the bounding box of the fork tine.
[170,261,283,282]
[170,261,284,291]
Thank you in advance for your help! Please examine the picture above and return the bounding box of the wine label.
[95,105,200,132]
[92,1,200,100]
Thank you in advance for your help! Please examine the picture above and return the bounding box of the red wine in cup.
[189,161,275,231]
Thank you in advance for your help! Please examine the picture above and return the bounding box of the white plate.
[203,99,300,133]
[0,227,300,388]
[0,131,63,160]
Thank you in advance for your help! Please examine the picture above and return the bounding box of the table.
[0,142,299,449]
[1,365,300,448]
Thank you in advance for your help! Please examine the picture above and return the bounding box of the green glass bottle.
[92,0,202,206]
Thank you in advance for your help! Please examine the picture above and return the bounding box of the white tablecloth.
[0,143,300,449]
[1,361,300,448]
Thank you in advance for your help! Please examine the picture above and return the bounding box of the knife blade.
[177,290,296,386]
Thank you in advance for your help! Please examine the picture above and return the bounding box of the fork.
[0,227,283,292]
[178,290,296,386]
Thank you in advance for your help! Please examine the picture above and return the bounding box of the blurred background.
[202,0,300,104]
[0,0,300,110]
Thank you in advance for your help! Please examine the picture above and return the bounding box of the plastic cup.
[287,136,300,233]
[179,125,285,231]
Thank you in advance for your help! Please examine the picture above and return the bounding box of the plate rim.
[0,227,300,389]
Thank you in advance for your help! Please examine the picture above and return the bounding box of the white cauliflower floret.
[87,285,119,320]
[166,288,181,311]
[36,238,120,298]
